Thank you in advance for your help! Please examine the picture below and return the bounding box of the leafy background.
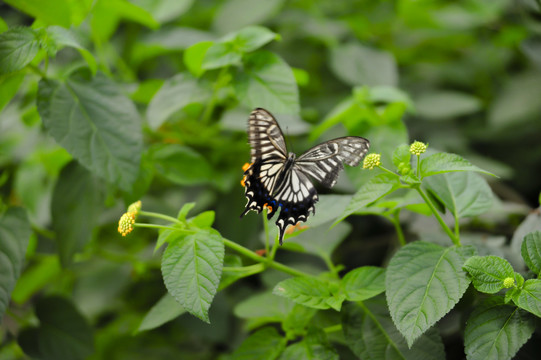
[1,0,541,359]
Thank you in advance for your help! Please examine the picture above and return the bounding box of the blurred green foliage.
[1,0,541,359]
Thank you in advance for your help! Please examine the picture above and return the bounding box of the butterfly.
[240,108,370,245]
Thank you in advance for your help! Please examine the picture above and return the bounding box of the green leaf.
[46,26,97,74]
[0,71,25,112]
[146,72,207,129]
[234,51,300,115]
[4,0,71,27]
[282,304,317,337]
[51,162,103,267]
[202,42,242,69]
[464,297,536,360]
[335,174,400,225]
[342,296,445,360]
[184,41,213,77]
[11,256,61,304]
[420,152,495,178]
[279,328,338,360]
[213,0,286,34]
[161,229,224,323]
[230,327,287,360]
[521,231,541,276]
[220,254,253,291]
[37,71,142,190]
[152,144,213,185]
[415,91,482,120]
[188,211,215,229]
[424,172,494,218]
[0,27,40,75]
[392,144,411,170]
[329,42,398,87]
[131,0,194,23]
[18,296,94,360]
[341,266,385,301]
[0,207,31,323]
[137,292,186,332]
[386,241,475,347]
[177,202,196,221]
[232,26,278,53]
[234,291,294,322]
[513,279,541,318]
[463,255,515,294]
[273,277,341,311]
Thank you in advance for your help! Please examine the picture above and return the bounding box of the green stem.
[222,238,314,278]
[415,187,460,246]
[323,324,342,333]
[390,211,406,246]
[454,215,460,240]
[201,67,229,125]
[133,223,194,233]
[223,263,265,277]
[263,209,270,256]
[377,165,400,177]
[139,211,183,225]
[269,235,280,260]
[416,154,420,178]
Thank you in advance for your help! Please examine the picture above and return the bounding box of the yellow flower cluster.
[363,153,381,170]
[503,277,515,288]
[410,141,427,156]
[117,201,141,236]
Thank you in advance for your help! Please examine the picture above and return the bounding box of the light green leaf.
[521,231,541,276]
[464,298,535,360]
[420,152,495,178]
[329,42,398,87]
[130,0,194,23]
[282,305,317,337]
[513,279,541,318]
[424,172,494,218]
[184,41,213,77]
[342,296,445,360]
[234,291,294,321]
[11,256,61,304]
[279,328,338,360]
[232,26,278,52]
[273,277,339,310]
[51,162,102,267]
[386,241,475,347]
[230,327,287,360]
[0,71,25,113]
[341,266,385,301]
[4,0,71,27]
[146,72,208,129]
[37,71,143,190]
[188,211,215,229]
[137,292,186,332]
[46,26,97,74]
[202,42,242,69]
[0,27,40,75]
[152,144,213,185]
[392,144,411,170]
[213,0,286,34]
[0,207,31,323]
[415,91,482,120]
[463,255,515,294]
[17,296,94,360]
[177,202,196,221]
[335,174,400,225]
[234,51,300,115]
[161,229,224,323]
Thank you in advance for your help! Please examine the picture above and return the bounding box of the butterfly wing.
[248,108,287,163]
[296,136,370,188]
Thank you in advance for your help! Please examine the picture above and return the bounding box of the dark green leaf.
[46,26,97,74]
[213,0,286,34]
[235,51,300,115]
[202,42,242,69]
[513,279,541,318]
[386,242,475,347]
[420,153,495,178]
[137,292,186,332]
[279,328,338,360]
[464,297,535,360]
[37,71,142,190]
[152,144,213,185]
[51,162,102,267]
[0,207,31,323]
[161,229,224,323]
[415,91,482,120]
[521,231,541,276]
[273,277,343,311]
[234,291,294,321]
[342,296,445,360]
[232,26,278,52]
[424,172,494,218]
[0,27,40,74]
[18,296,94,360]
[341,266,385,301]
[230,327,287,360]
[463,255,515,294]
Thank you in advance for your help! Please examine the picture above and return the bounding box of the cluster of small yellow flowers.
[410,141,427,156]
[118,212,135,236]
[503,277,515,288]
[118,201,142,236]
[363,153,381,170]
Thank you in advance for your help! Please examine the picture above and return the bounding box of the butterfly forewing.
[296,137,370,187]
[248,108,287,162]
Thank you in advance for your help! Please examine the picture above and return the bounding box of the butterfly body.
[241,108,370,245]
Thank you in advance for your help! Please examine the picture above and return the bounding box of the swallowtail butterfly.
[241,108,370,245]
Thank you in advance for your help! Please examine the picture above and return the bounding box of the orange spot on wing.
[285,222,308,235]
[242,162,252,172]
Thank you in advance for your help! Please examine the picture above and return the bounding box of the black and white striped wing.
[295,136,370,188]
[248,108,287,163]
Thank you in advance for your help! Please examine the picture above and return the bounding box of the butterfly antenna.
[285,126,294,154]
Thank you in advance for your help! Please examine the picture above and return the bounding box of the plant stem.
[201,67,229,125]
[390,211,406,246]
[415,187,460,246]
[323,324,342,333]
[454,215,460,240]
[416,154,420,178]
[139,211,183,225]
[222,238,315,278]
[377,165,400,177]
[223,263,265,277]
[133,223,193,233]
[263,209,270,256]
